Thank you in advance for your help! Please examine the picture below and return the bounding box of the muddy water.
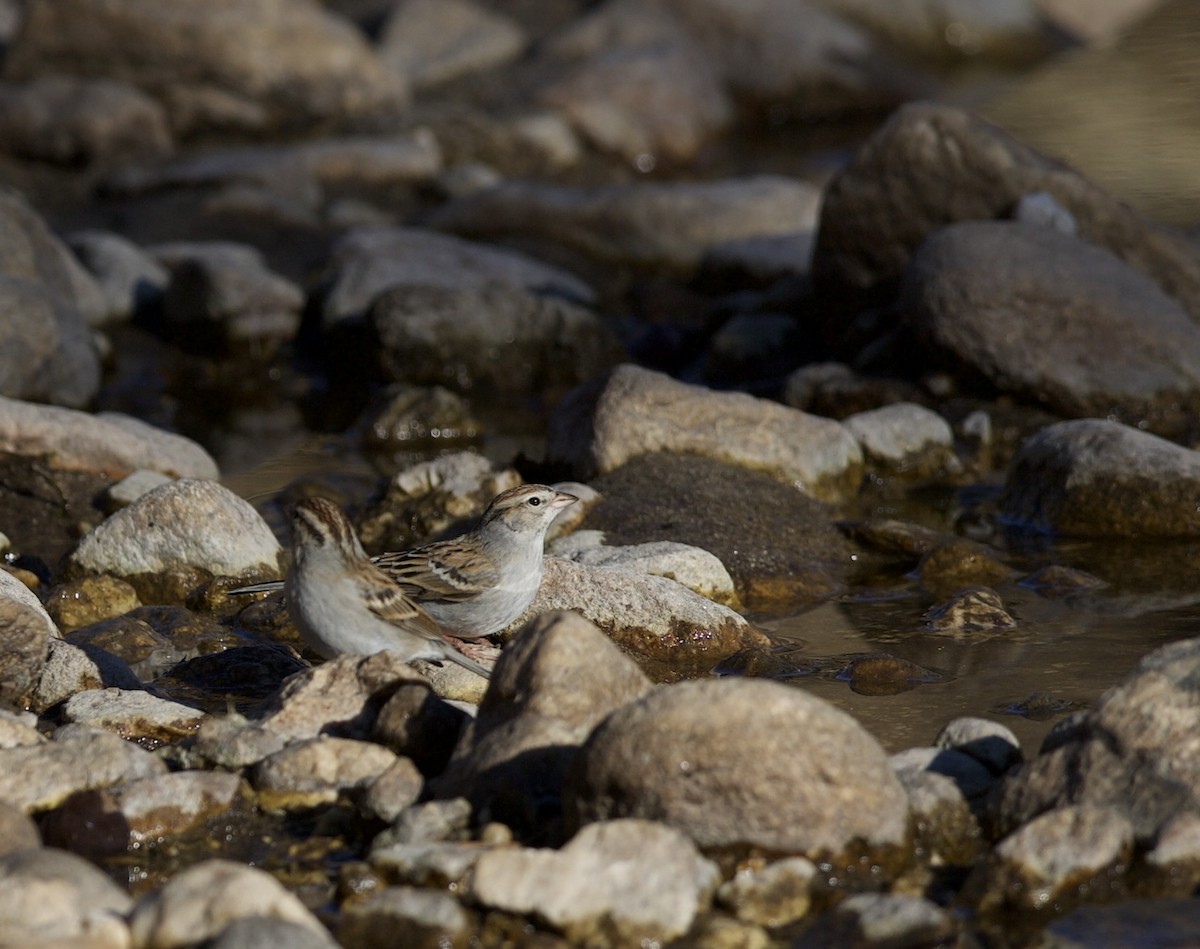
[757,564,1200,755]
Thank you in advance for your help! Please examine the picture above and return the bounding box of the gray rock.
[794,892,958,949]
[0,396,218,479]
[716,857,817,928]
[989,635,1200,839]
[321,226,594,328]
[62,689,207,743]
[149,241,305,349]
[470,819,720,944]
[703,311,807,385]
[547,364,862,501]
[368,839,488,888]
[1001,419,1200,537]
[338,886,468,949]
[380,798,473,848]
[208,916,341,949]
[103,469,173,510]
[258,651,433,742]
[0,723,166,812]
[934,716,1023,775]
[193,716,289,770]
[369,281,622,396]
[360,757,425,823]
[33,639,142,712]
[435,612,651,835]
[432,176,822,273]
[0,568,56,709]
[253,737,399,812]
[535,3,731,163]
[0,801,39,856]
[843,401,957,476]
[890,746,1000,803]
[901,221,1200,424]
[5,0,409,137]
[566,678,911,862]
[371,680,469,776]
[378,0,527,88]
[0,75,172,167]
[549,535,739,607]
[585,452,864,612]
[68,478,282,584]
[1015,190,1078,234]
[968,804,1134,914]
[0,848,132,948]
[1042,897,1200,949]
[813,102,1200,339]
[0,709,42,749]
[892,764,985,867]
[507,558,758,665]
[128,859,327,948]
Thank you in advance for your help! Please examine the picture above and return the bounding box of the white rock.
[842,402,955,471]
[552,537,738,606]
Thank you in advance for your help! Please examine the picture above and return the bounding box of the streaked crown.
[291,497,366,559]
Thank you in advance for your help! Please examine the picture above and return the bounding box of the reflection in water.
[750,587,1198,755]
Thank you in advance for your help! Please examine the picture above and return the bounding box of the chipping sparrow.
[286,496,493,679]
[234,484,578,640]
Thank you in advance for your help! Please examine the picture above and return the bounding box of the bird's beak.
[551,491,579,509]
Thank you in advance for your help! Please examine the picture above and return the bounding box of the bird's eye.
[528,496,541,506]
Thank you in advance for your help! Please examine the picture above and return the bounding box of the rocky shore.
[0,0,1199,946]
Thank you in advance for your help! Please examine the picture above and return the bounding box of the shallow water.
[755,572,1200,756]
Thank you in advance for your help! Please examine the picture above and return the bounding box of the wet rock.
[43,575,142,633]
[989,635,1200,839]
[33,639,142,712]
[586,452,860,611]
[794,893,958,949]
[254,736,399,812]
[0,74,172,167]
[892,759,985,867]
[935,717,1023,776]
[127,858,328,947]
[0,800,39,855]
[837,517,946,561]
[1021,563,1108,598]
[62,688,207,742]
[891,746,1000,805]
[67,479,283,600]
[67,230,170,325]
[150,241,305,351]
[192,716,289,770]
[716,857,817,928]
[783,361,927,419]
[813,102,1200,340]
[369,836,494,889]
[549,534,739,607]
[6,0,409,138]
[916,538,1016,598]
[1001,419,1200,537]
[534,3,731,163]
[901,221,1200,426]
[432,176,822,273]
[924,586,1018,635]
[470,819,720,945]
[44,770,245,858]
[0,723,165,812]
[165,644,308,705]
[338,885,469,949]
[508,557,760,665]
[842,401,957,476]
[566,677,910,864]
[967,804,1134,915]
[434,612,651,837]
[368,281,622,397]
[0,847,133,949]
[64,612,197,682]
[0,567,57,709]
[839,653,943,696]
[547,364,862,501]
[320,226,594,328]
[378,0,527,88]
[360,757,425,823]
[258,651,433,742]
[0,280,99,411]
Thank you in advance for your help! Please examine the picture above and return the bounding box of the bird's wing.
[374,542,501,604]
[356,573,445,640]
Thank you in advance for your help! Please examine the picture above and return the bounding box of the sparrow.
[234,484,578,640]
[285,496,492,678]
